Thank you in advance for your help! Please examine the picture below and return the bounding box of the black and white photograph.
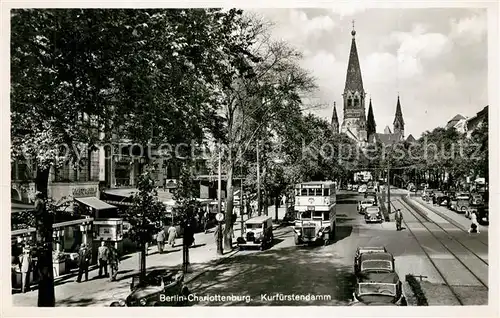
[4,1,497,313]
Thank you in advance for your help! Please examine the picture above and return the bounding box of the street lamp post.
[273,157,285,223]
[240,166,244,237]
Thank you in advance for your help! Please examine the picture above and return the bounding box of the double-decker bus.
[292,181,336,246]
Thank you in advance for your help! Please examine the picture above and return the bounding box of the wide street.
[185,190,488,306]
[14,189,487,307]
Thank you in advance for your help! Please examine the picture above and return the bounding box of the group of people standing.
[76,239,120,283]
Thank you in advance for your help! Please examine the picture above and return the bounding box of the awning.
[75,197,116,210]
[11,202,35,214]
[103,188,139,198]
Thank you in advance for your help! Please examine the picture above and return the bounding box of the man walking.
[395,209,403,231]
[19,244,32,293]
[107,241,120,281]
[76,243,91,283]
[167,224,177,248]
[156,229,165,254]
[97,240,109,278]
[203,210,209,234]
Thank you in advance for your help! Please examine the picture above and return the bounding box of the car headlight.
[139,298,147,306]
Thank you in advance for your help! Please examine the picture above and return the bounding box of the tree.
[124,165,166,281]
[11,8,263,304]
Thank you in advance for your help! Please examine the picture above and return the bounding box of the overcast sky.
[251,7,488,139]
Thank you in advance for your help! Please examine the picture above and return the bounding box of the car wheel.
[259,244,264,251]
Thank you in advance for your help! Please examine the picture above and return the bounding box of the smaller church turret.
[331,102,339,134]
[366,98,376,141]
[393,95,405,138]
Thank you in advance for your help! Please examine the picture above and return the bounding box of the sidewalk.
[12,226,241,307]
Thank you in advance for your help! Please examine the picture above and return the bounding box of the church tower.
[331,102,339,134]
[393,95,405,138]
[340,22,367,143]
[366,98,376,141]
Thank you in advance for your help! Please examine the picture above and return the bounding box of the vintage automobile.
[358,184,368,193]
[433,191,449,206]
[352,271,406,306]
[236,216,274,250]
[354,247,394,275]
[357,198,376,214]
[450,193,471,213]
[466,194,484,219]
[364,206,383,223]
[474,205,489,224]
[109,269,190,307]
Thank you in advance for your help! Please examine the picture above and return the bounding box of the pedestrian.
[97,240,109,278]
[394,209,403,231]
[432,195,437,206]
[19,244,32,293]
[107,241,120,282]
[468,211,480,234]
[203,210,209,234]
[167,224,177,248]
[156,229,165,254]
[76,243,91,283]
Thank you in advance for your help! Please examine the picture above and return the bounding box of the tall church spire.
[344,22,364,93]
[341,22,367,144]
[393,95,405,138]
[331,102,339,134]
[366,98,376,140]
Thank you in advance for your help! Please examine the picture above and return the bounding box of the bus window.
[324,188,330,196]
[313,211,322,218]
[314,189,322,196]
[301,211,312,219]
[301,188,308,196]
[323,211,329,221]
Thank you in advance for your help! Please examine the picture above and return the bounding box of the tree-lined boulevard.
[10,8,488,307]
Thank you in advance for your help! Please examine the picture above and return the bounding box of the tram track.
[401,198,488,266]
[390,199,488,306]
[403,196,488,247]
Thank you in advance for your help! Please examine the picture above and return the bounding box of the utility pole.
[256,139,261,216]
[240,166,244,237]
[387,164,391,215]
[217,143,223,255]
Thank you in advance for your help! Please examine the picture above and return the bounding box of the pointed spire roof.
[344,25,364,93]
[394,95,404,125]
[331,102,338,123]
[366,98,376,136]
[384,126,392,134]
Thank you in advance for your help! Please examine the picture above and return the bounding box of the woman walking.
[468,211,480,234]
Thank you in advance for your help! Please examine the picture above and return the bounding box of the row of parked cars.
[351,246,406,306]
[421,189,489,225]
[357,192,383,223]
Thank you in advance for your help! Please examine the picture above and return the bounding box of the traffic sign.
[216,212,224,222]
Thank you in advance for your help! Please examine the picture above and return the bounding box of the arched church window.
[354,98,359,107]
[347,98,352,107]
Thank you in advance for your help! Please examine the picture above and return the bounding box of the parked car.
[357,198,376,214]
[358,184,368,193]
[364,206,383,223]
[475,205,489,225]
[110,269,190,306]
[353,246,394,275]
[236,216,274,250]
[450,193,471,213]
[352,271,406,306]
[434,191,449,206]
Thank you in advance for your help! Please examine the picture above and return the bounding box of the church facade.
[331,26,409,147]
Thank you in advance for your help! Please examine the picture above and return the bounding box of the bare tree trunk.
[34,167,55,307]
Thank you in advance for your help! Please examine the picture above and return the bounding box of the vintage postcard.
[2,1,498,317]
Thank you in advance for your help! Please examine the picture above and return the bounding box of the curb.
[403,197,468,231]
[405,274,429,306]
